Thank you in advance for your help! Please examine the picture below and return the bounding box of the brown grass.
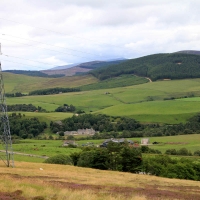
[0,161,200,200]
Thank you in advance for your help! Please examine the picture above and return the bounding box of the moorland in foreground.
[0,161,200,200]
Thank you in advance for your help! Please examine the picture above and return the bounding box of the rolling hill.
[6,78,200,124]
[90,52,200,81]
[2,72,98,93]
[41,59,126,76]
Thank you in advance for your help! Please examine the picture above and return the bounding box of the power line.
[1,58,53,70]
[0,37,93,59]
[0,17,121,48]
[2,54,62,68]
[1,33,99,57]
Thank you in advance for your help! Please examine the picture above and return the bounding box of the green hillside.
[3,72,98,93]
[6,78,200,124]
[90,53,200,81]
[79,74,148,90]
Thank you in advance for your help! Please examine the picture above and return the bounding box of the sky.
[0,0,200,70]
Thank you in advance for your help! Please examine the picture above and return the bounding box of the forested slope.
[90,53,200,81]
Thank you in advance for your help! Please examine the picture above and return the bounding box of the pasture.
[7,111,73,124]
[4,134,200,163]
[11,139,81,158]
[6,78,200,124]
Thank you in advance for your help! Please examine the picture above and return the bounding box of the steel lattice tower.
[0,61,14,167]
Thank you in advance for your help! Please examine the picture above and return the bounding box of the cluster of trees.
[143,155,200,180]
[90,53,200,81]
[6,92,26,97]
[29,87,80,95]
[7,104,46,112]
[4,70,65,78]
[3,113,47,139]
[46,142,142,172]
[50,114,142,133]
[141,146,161,154]
[55,104,75,112]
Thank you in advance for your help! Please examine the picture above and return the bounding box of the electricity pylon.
[0,44,14,167]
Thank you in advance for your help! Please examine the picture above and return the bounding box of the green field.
[2,134,199,163]
[6,78,200,124]
[7,112,73,124]
[12,139,81,158]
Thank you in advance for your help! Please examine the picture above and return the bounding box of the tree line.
[7,104,46,112]
[6,92,26,97]
[51,113,200,138]
[6,88,80,97]
[50,114,142,133]
[29,87,80,95]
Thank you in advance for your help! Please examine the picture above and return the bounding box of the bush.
[44,154,73,165]
[165,149,177,155]
[77,149,109,170]
[161,163,197,180]
[194,150,200,156]
[177,148,192,156]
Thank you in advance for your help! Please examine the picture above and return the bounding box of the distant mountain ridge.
[42,58,126,76]
[3,70,65,78]
[175,50,200,55]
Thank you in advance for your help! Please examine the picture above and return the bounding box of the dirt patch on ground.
[164,142,189,145]
[0,190,27,200]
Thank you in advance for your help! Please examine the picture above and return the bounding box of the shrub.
[194,150,200,156]
[165,149,177,155]
[177,148,192,156]
[161,163,197,180]
[77,149,109,170]
[44,154,73,165]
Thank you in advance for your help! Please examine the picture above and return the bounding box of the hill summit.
[90,52,200,81]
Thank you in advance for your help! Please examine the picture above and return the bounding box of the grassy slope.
[3,72,98,93]
[7,112,73,124]
[79,75,148,90]
[1,161,200,200]
[7,78,200,124]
